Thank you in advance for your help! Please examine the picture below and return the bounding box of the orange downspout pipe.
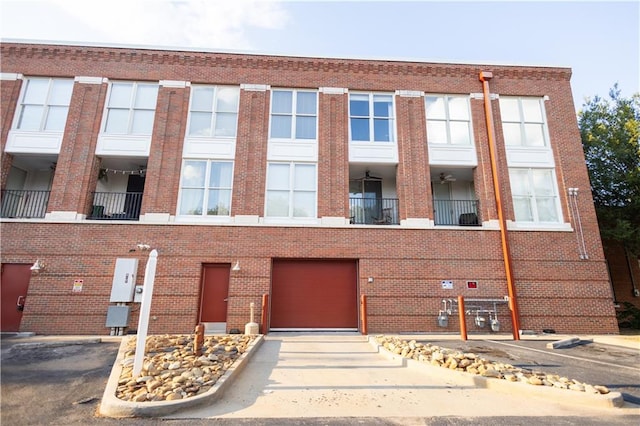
[479,71,521,340]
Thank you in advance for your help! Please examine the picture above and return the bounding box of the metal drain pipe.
[479,71,521,340]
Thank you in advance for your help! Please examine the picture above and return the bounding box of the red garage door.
[270,259,358,330]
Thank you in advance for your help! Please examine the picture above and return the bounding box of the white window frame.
[13,77,74,132]
[265,162,317,220]
[102,81,158,135]
[509,167,562,224]
[424,94,474,145]
[349,92,396,143]
[499,96,550,147]
[177,159,234,218]
[269,89,318,141]
[187,85,240,138]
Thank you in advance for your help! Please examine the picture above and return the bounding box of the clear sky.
[1,0,638,111]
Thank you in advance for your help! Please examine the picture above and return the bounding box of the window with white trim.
[265,163,316,218]
[425,95,473,145]
[188,86,240,137]
[178,160,233,216]
[349,93,395,142]
[15,77,74,131]
[509,168,561,223]
[270,89,317,140]
[499,97,548,147]
[103,82,158,135]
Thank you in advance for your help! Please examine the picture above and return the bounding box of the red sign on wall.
[466,280,478,289]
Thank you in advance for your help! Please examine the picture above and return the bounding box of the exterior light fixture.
[30,259,45,274]
[232,261,241,271]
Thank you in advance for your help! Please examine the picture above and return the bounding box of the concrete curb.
[8,338,102,351]
[368,336,624,409]
[98,334,264,418]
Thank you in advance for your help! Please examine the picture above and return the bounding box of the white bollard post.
[133,249,158,378]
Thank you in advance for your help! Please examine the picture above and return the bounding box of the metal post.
[360,294,368,335]
[260,294,269,334]
[458,295,467,341]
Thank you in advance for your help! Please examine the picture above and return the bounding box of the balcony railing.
[89,192,143,220]
[349,197,399,225]
[434,199,480,226]
[1,189,50,218]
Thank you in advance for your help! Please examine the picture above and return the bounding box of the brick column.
[232,84,270,222]
[317,87,349,223]
[0,73,23,190]
[46,77,107,219]
[395,90,432,226]
[139,81,190,222]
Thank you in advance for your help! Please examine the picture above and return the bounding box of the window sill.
[506,221,572,232]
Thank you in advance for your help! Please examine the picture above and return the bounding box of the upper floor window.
[265,162,316,218]
[178,160,233,216]
[104,82,158,135]
[499,97,548,147]
[509,168,560,223]
[15,78,74,132]
[425,95,473,145]
[188,86,240,137]
[349,93,395,142]
[270,90,317,140]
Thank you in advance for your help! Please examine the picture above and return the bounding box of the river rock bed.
[116,334,256,402]
[375,335,611,395]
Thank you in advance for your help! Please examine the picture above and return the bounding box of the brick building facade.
[0,41,619,336]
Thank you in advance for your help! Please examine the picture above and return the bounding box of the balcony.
[1,189,50,218]
[433,199,480,226]
[349,198,399,225]
[89,192,143,220]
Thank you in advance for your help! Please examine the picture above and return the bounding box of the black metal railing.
[349,197,399,225]
[89,192,143,220]
[0,189,50,218]
[433,199,480,226]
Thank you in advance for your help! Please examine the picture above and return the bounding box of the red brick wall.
[0,42,617,335]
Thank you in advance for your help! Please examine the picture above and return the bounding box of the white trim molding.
[241,84,270,92]
[396,90,424,98]
[470,93,499,100]
[319,87,348,95]
[1,73,23,81]
[159,80,190,88]
[75,76,108,85]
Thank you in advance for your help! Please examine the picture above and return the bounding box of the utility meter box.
[109,258,138,302]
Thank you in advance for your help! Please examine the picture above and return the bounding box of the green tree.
[579,84,640,254]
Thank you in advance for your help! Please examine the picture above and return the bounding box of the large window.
[188,86,240,137]
[509,168,560,223]
[104,82,158,135]
[270,90,317,139]
[349,93,395,142]
[499,97,548,147]
[15,78,74,131]
[425,95,473,145]
[178,160,233,216]
[266,163,316,218]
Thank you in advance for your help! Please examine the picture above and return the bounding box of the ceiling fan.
[439,173,456,184]
[354,170,382,181]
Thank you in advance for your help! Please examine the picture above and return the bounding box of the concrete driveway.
[2,332,639,425]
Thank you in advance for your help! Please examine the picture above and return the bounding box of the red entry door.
[199,264,230,323]
[1,264,32,332]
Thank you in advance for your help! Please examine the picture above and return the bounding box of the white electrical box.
[109,258,138,302]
